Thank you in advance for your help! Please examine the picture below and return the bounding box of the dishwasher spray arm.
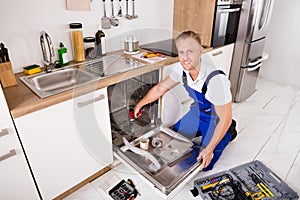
[122,137,162,172]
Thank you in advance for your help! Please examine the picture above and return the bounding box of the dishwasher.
[107,66,202,199]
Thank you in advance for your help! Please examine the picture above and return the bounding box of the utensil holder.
[0,62,17,88]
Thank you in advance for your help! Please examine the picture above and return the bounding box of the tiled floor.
[64,78,300,199]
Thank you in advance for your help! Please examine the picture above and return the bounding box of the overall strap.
[182,71,187,83]
[202,70,225,95]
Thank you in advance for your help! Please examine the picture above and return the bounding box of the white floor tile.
[90,163,144,199]
[63,184,103,200]
[285,150,300,193]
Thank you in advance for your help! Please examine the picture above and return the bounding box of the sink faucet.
[40,31,55,73]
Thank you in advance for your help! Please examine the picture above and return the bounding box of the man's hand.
[197,147,214,170]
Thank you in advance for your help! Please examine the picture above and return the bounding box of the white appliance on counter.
[230,0,275,102]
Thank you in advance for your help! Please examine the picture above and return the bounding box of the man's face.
[176,38,203,71]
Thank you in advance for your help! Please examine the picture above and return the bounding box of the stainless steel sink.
[20,66,98,98]
[20,55,145,98]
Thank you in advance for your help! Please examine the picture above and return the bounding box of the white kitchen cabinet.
[0,84,40,200]
[206,43,234,76]
[14,87,113,199]
[161,62,192,127]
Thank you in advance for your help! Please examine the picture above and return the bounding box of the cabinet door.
[173,0,216,47]
[0,85,39,200]
[161,63,192,127]
[206,43,235,76]
[14,88,113,199]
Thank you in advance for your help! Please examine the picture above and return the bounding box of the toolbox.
[191,160,299,200]
[108,179,139,200]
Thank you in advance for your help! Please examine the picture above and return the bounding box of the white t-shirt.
[169,54,232,106]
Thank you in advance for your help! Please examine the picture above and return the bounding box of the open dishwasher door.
[114,125,202,196]
[108,71,202,198]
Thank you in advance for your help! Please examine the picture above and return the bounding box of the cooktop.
[140,39,178,57]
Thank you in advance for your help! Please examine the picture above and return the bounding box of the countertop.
[3,51,179,119]
[3,48,212,119]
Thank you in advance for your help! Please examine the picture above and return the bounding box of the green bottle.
[58,42,70,66]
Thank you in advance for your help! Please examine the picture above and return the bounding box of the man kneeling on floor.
[134,30,237,171]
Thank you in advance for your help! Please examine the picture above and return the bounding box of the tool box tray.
[192,160,299,200]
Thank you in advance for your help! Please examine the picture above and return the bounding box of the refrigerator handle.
[248,52,269,67]
[248,62,262,72]
[218,8,240,13]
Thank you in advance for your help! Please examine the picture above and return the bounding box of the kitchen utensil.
[101,0,111,29]
[117,0,122,17]
[0,49,3,63]
[132,0,138,18]
[110,0,119,26]
[125,0,132,19]
[0,43,8,62]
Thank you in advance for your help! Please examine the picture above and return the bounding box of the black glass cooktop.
[140,39,178,57]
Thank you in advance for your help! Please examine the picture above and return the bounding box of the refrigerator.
[229,0,275,102]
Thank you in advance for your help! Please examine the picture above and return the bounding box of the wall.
[0,0,174,72]
[259,0,300,88]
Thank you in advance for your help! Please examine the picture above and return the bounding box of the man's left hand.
[197,148,214,170]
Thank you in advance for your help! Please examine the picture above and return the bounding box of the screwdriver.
[250,174,274,198]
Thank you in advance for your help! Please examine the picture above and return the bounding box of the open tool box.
[191,160,299,200]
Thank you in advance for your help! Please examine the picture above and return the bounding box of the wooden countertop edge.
[3,55,179,119]
[4,47,212,119]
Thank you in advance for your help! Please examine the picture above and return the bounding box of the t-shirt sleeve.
[167,62,182,83]
[205,75,232,106]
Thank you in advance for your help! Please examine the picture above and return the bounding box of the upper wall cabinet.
[173,0,216,47]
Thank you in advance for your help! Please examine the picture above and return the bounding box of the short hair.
[175,31,202,46]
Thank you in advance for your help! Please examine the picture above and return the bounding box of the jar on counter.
[84,37,96,59]
[69,23,85,62]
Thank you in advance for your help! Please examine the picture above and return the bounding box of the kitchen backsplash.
[0,0,173,73]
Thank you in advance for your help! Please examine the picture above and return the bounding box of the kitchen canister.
[124,36,139,54]
[83,36,96,59]
[69,23,85,62]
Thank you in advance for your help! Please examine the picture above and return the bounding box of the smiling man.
[134,30,237,171]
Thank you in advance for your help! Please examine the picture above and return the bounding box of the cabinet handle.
[77,94,105,108]
[0,149,17,162]
[212,51,223,57]
[0,128,9,137]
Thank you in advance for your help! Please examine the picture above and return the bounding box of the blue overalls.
[173,70,232,171]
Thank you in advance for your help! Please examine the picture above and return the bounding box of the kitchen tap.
[40,31,55,73]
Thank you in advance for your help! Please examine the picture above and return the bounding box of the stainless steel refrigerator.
[229,0,275,102]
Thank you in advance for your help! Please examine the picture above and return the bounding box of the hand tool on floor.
[250,173,274,198]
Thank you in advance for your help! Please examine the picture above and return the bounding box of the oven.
[211,0,243,47]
